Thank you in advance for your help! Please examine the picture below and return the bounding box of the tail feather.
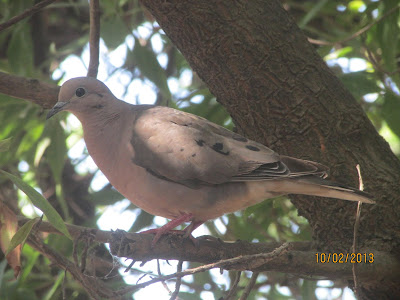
[281,176,374,204]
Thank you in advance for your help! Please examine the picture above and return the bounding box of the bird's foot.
[140,213,205,247]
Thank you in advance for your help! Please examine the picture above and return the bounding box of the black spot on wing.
[196,139,205,146]
[213,143,223,151]
[246,145,260,151]
[212,142,230,156]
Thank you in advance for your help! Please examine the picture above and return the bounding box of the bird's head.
[46,77,114,120]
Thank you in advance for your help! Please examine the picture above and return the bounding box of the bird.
[47,77,374,245]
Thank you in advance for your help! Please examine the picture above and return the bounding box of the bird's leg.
[183,220,204,247]
[183,220,204,238]
[140,213,194,246]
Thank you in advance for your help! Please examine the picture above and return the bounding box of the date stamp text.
[315,253,374,264]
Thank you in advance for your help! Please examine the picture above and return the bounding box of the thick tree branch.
[0,72,59,108]
[18,217,400,284]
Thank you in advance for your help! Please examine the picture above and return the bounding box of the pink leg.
[183,220,204,237]
[140,213,194,246]
[183,220,204,247]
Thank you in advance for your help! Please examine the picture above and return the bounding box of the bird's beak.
[46,101,69,119]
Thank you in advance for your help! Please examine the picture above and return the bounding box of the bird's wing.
[130,106,327,188]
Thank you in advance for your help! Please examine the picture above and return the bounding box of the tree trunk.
[140,0,400,298]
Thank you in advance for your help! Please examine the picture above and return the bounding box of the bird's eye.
[75,87,86,97]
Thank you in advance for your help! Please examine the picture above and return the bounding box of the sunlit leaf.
[34,137,51,167]
[5,218,39,257]
[0,171,71,239]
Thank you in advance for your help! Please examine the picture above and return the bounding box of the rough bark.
[0,71,59,108]
[139,0,400,298]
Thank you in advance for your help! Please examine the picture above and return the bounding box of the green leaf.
[34,137,51,167]
[5,218,39,256]
[0,259,7,292]
[19,246,40,284]
[338,71,380,100]
[382,91,400,138]
[43,271,65,300]
[45,118,67,184]
[0,138,12,152]
[298,0,329,28]
[129,210,154,232]
[376,2,400,73]
[129,38,171,99]
[90,187,125,205]
[0,171,72,239]
[101,17,127,49]
[7,23,34,76]
[348,0,365,12]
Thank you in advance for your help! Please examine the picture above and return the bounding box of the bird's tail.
[279,176,374,204]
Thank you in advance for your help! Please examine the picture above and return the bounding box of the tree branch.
[0,72,59,108]
[87,0,100,78]
[18,217,400,284]
[27,234,116,299]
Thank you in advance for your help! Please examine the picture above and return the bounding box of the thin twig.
[362,38,400,76]
[224,271,242,300]
[170,261,183,300]
[0,0,58,32]
[352,164,364,299]
[308,4,400,46]
[87,0,100,78]
[80,233,93,273]
[27,234,115,299]
[115,243,291,296]
[240,272,259,300]
[157,259,172,295]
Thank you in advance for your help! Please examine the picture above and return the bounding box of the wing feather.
[129,106,327,188]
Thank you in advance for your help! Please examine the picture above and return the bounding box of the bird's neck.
[77,101,130,162]
[73,99,129,132]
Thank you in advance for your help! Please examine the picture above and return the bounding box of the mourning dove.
[47,77,373,244]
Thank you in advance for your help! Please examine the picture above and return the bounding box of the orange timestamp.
[315,252,374,263]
